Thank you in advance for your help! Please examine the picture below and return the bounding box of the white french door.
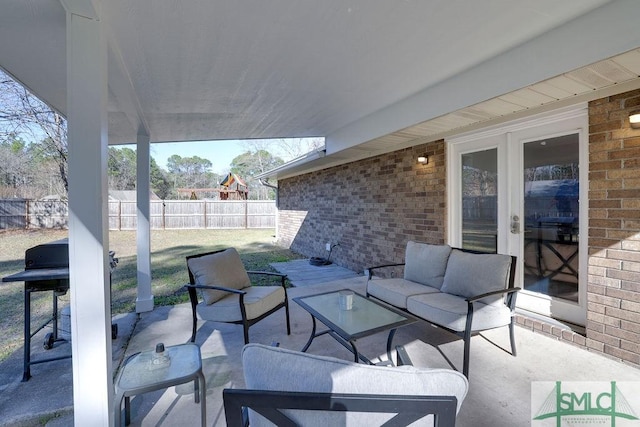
[447,106,588,325]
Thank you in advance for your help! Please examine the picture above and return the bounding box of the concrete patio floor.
[2,263,640,426]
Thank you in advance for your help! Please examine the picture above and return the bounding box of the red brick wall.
[277,141,446,273]
[587,89,640,366]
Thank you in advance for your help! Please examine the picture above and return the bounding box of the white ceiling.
[2,0,640,170]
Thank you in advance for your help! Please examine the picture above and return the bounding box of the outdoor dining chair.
[185,248,291,344]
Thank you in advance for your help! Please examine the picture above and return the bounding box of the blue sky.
[122,137,323,174]
[149,140,248,174]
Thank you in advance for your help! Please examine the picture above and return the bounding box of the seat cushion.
[404,241,452,289]
[440,250,512,306]
[367,278,439,309]
[187,248,251,304]
[407,292,511,332]
[242,343,468,427]
[196,285,285,322]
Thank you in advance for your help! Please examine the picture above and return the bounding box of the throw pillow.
[188,248,251,304]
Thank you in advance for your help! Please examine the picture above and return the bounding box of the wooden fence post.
[162,201,166,230]
[203,200,207,229]
[25,199,30,230]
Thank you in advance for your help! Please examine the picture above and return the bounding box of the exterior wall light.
[417,155,429,165]
[630,110,640,129]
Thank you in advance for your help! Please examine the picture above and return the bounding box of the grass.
[0,228,303,362]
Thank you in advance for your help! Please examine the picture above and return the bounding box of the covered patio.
[3,270,640,426]
[3,1,640,425]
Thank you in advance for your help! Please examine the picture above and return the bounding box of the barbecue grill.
[2,238,117,381]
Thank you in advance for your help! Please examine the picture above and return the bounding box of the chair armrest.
[246,271,287,287]
[465,287,520,303]
[185,283,247,295]
[364,263,405,280]
[246,271,286,278]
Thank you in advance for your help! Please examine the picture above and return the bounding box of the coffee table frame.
[293,289,417,365]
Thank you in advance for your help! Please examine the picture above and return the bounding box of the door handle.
[510,215,520,234]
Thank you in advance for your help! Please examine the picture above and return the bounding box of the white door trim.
[446,103,588,325]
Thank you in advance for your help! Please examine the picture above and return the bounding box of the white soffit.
[268,47,640,180]
[391,49,640,148]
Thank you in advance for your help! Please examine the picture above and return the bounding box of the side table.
[114,343,206,426]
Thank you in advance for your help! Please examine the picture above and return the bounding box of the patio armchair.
[223,343,469,426]
[185,248,291,344]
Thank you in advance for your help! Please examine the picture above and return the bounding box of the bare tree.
[242,138,325,163]
[1,69,68,195]
[275,137,324,161]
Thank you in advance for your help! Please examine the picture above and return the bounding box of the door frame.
[446,104,588,325]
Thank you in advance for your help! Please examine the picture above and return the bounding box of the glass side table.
[114,343,206,426]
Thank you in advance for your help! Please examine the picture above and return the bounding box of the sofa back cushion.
[440,250,512,305]
[404,241,452,289]
[242,343,468,426]
[187,248,251,305]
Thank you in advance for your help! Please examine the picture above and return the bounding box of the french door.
[447,106,588,325]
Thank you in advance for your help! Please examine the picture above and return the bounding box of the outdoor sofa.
[366,241,519,377]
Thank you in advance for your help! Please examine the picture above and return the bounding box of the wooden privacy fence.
[0,199,276,230]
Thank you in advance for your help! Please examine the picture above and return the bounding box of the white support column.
[65,5,112,427]
[136,133,154,312]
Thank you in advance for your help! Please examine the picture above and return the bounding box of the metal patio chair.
[186,248,291,344]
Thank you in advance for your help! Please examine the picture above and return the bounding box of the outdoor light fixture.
[630,110,640,129]
[417,155,429,165]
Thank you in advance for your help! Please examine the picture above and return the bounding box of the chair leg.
[285,301,291,336]
[187,287,199,343]
[124,396,130,426]
[190,318,197,343]
[463,329,471,378]
[243,323,249,344]
[509,319,517,357]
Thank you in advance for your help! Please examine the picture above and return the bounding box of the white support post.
[136,133,154,312]
[65,6,112,427]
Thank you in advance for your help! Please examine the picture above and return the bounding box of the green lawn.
[0,228,303,362]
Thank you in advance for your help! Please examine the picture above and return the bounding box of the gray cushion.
[196,285,285,322]
[187,248,251,304]
[404,241,452,289]
[407,292,512,332]
[440,250,512,306]
[367,278,439,309]
[241,343,468,427]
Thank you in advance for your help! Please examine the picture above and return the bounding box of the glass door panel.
[461,149,498,253]
[522,134,579,303]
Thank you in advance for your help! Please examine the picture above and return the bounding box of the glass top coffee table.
[293,289,417,365]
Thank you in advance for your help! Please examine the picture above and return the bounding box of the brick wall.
[278,141,446,273]
[587,89,640,366]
